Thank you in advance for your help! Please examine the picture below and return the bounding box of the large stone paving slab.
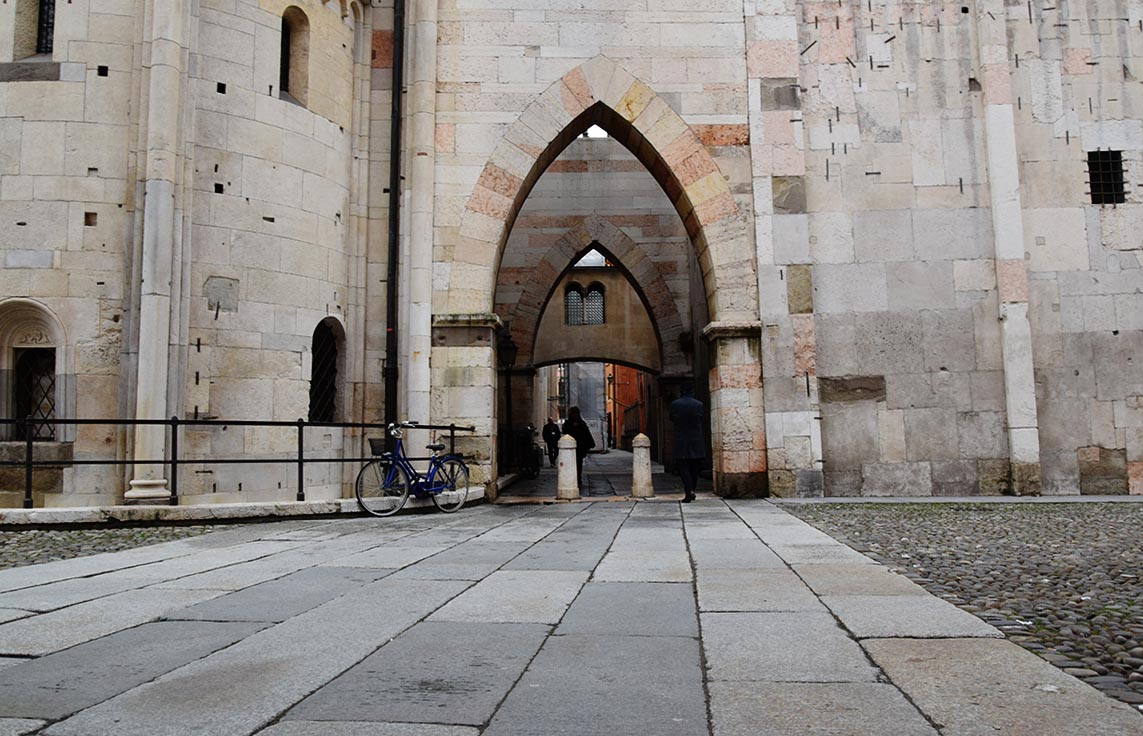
[822,594,1003,639]
[593,548,692,582]
[258,724,478,736]
[688,538,784,569]
[44,578,470,736]
[0,540,301,611]
[167,566,390,623]
[793,564,928,596]
[427,570,587,624]
[702,612,879,683]
[482,634,706,736]
[386,541,530,581]
[709,682,938,736]
[768,543,876,565]
[555,582,698,637]
[323,545,448,569]
[285,622,548,727]
[865,638,1143,735]
[0,719,43,736]
[0,620,266,719]
[696,569,823,612]
[0,587,228,656]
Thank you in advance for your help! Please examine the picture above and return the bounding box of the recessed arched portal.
[433,55,767,498]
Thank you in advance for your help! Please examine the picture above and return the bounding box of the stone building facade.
[2,0,1142,505]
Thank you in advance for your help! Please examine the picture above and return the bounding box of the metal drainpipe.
[384,0,406,437]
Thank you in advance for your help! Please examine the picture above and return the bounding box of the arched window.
[308,319,341,422]
[564,284,584,326]
[584,283,605,325]
[280,7,310,105]
[0,299,65,442]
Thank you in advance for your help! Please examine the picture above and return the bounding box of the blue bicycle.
[355,422,471,517]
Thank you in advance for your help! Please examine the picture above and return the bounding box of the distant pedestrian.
[670,385,705,503]
[542,417,561,467]
[562,406,596,487]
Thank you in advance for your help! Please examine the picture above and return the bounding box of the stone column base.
[715,471,770,499]
[125,478,170,504]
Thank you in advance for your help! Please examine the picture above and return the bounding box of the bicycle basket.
[367,437,386,456]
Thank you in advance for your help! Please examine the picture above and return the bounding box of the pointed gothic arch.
[445,55,758,325]
[497,215,687,374]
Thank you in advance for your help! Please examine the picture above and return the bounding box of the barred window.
[584,284,605,325]
[35,0,54,55]
[308,320,339,422]
[13,348,55,441]
[1088,150,1126,205]
[564,285,584,326]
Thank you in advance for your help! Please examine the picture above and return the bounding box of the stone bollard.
[556,435,579,500]
[631,433,654,498]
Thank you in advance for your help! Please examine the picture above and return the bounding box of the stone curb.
[0,488,485,526]
[773,495,1143,504]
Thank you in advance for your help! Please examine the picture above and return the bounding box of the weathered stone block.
[819,376,886,403]
[1077,446,1128,495]
[786,264,813,314]
[861,462,932,496]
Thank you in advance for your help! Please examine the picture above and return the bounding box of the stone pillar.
[703,322,769,498]
[430,315,499,495]
[977,0,1042,495]
[402,0,438,429]
[631,433,653,498]
[127,0,189,501]
[557,435,579,500]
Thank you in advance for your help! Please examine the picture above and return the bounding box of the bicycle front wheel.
[431,458,470,513]
[355,460,410,517]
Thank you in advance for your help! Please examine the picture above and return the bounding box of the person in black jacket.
[562,406,595,487]
[541,417,561,467]
[670,384,705,503]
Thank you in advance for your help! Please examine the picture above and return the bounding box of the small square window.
[1088,150,1126,205]
[83,212,97,227]
[97,66,109,77]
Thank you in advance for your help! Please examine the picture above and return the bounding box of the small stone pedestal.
[631,433,653,498]
[556,435,579,500]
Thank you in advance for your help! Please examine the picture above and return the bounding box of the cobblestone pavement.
[0,526,216,570]
[785,502,1143,711]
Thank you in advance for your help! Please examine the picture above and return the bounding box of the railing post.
[23,416,33,509]
[169,416,179,506]
[296,418,305,502]
[449,423,456,456]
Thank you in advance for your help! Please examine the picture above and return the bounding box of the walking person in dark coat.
[562,406,595,488]
[542,417,561,467]
[670,384,705,503]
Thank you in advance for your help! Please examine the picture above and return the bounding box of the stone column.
[631,433,653,498]
[402,0,438,427]
[126,0,189,501]
[430,314,499,496]
[977,1,1042,495]
[703,322,769,498]
[557,435,579,500]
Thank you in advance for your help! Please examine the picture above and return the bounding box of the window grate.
[308,323,338,422]
[14,348,56,441]
[1088,150,1126,205]
[36,0,55,55]
[584,286,605,325]
[564,287,583,325]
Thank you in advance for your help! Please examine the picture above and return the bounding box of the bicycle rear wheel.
[431,457,470,513]
[355,460,410,517]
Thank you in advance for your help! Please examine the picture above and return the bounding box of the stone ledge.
[701,321,763,340]
[0,487,485,526]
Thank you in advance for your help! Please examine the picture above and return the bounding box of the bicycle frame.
[381,428,465,498]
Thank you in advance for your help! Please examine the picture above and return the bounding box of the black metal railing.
[0,417,475,510]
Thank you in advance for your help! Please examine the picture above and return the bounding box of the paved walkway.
[0,501,1140,735]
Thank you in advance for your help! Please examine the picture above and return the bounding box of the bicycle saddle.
[426,443,446,452]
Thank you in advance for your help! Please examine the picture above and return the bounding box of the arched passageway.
[431,56,767,498]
